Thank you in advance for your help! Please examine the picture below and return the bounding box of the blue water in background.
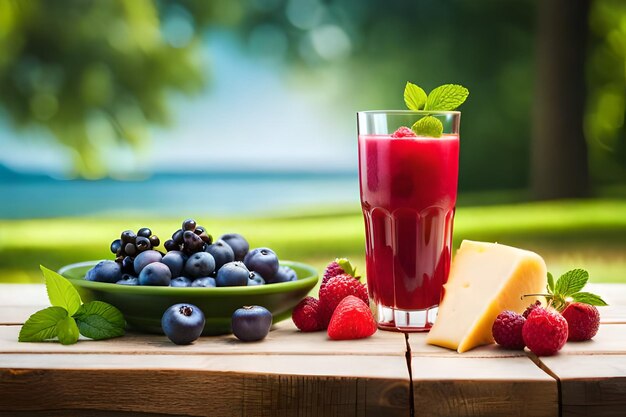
[0,170,360,219]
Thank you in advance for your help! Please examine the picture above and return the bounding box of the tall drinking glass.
[357,111,460,331]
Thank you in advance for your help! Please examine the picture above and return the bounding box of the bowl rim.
[59,260,318,295]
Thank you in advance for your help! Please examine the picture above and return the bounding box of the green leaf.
[74,301,126,340]
[555,269,589,297]
[571,292,609,307]
[404,82,427,110]
[336,258,356,277]
[547,272,554,293]
[411,116,443,138]
[56,315,80,345]
[41,265,82,315]
[425,84,469,111]
[19,306,67,342]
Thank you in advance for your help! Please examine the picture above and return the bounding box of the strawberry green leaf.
[411,116,443,138]
[547,272,555,293]
[555,269,589,297]
[41,265,82,315]
[404,82,427,111]
[425,84,469,111]
[571,292,608,307]
[19,306,67,342]
[56,315,80,345]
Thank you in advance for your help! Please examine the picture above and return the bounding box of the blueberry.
[162,251,186,277]
[184,252,216,278]
[244,248,279,280]
[121,256,134,273]
[149,235,160,247]
[124,243,137,256]
[231,306,272,342]
[182,218,197,231]
[183,230,205,253]
[135,236,151,252]
[267,265,298,284]
[161,303,205,345]
[110,239,122,254]
[248,271,265,286]
[137,227,152,238]
[205,240,235,270]
[220,233,249,261]
[139,262,172,286]
[170,276,192,287]
[216,262,250,287]
[191,277,217,287]
[121,230,136,244]
[133,250,163,275]
[172,229,184,245]
[85,260,122,283]
[116,274,139,285]
[164,239,180,252]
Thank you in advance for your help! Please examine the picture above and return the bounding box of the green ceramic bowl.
[59,260,318,336]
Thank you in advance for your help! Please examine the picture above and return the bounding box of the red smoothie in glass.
[358,134,459,314]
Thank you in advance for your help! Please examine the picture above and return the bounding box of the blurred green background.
[0,0,624,284]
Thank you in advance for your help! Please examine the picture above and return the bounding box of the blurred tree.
[531,0,590,199]
[0,0,240,177]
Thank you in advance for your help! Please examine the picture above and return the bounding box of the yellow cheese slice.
[426,240,547,353]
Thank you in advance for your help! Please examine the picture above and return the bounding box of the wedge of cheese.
[426,240,547,353]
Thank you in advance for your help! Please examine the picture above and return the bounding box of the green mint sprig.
[403,82,469,137]
[19,266,125,344]
[525,268,608,312]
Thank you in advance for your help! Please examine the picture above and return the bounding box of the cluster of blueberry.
[86,219,297,288]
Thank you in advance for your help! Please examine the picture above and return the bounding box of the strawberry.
[522,307,568,356]
[291,296,322,332]
[319,273,369,327]
[321,258,357,291]
[327,295,377,340]
[492,311,526,350]
[561,302,600,341]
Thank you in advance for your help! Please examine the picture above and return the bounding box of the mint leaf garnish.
[18,306,67,342]
[571,292,608,307]
[74,301,125,340]
[56,315,80,345]
[526,268,607,311]
[19,265,126,344]
[425,84,469,111]
[404,82,427,111]
[554,269,589,297]
[41,265,82,315]
[402,82,468,138]
[412,116,443,138]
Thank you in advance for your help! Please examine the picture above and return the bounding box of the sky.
[0,29,358,177]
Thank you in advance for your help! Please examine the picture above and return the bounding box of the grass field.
[1,199,625,284]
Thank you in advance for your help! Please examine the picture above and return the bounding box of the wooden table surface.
[0,283,624,417]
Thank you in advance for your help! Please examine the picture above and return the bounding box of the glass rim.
[357,110,461,116]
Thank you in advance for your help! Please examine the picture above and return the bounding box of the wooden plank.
[556,324,626,355]
[408,332,527,358]
[410,355,557,417]
[533,354,626,417]
[0,354,410,417]
[0,321,406,356]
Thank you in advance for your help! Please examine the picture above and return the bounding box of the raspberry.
[492,311,526,350]
[523,300,542,318]
[522,307,568,356]
[561,302,600,341]
[327,295,377,340]
[391,126,417,138]
[321,258,356,291]
[319,274,369,328]
[291,296,322,332]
